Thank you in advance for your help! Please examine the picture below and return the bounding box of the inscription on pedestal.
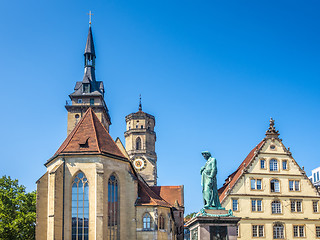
[210,226,228,240]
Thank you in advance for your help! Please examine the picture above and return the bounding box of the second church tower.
[124,101,157,186]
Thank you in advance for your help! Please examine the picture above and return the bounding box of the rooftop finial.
[87,11,94,25]
[265,117,280,138]
[139,94,142,111]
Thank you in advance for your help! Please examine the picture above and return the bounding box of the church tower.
[124,99,157,186]
[65,25,111,135]
[36,21,184,240]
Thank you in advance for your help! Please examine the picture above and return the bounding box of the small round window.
[270,145,276,150]
[75,114,80,119]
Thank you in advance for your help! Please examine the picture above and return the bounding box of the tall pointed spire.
[139,94,142,111]
[84,26,95,56]
[265,117,280,138]
[83,25,96,83]
[66,20,111,135]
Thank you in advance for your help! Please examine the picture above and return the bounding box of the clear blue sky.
[0,1,319,214]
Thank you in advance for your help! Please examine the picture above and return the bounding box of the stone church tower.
[36,24,184,240]
[124,99,157,186]
[65,26,111,135]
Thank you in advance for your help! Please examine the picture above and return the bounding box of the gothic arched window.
[143,213,151,229]
[136,137,141,150]
[72,172,89,240]
[108,175,119,240]
[159,214,165,230]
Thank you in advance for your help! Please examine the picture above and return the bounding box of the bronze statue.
[201,151,222,209]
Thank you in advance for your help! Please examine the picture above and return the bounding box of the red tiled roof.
[219,140,265,202]
[150,186,184,207]
[136,179,172,208]
[53,108,125,159]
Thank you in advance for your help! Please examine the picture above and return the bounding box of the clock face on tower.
[133,157,147,171]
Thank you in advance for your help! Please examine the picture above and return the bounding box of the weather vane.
[87,11,94,25]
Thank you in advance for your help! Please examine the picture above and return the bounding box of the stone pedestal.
[185,209,240,240]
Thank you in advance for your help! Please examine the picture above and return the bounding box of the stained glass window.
[72,172,89,240]
[108,175,119,240]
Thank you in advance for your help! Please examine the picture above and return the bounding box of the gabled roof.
[115,137,129,158]
[150,186,184,207]
[136,178,172,208]
[51,108,125,161]
[219,140,265,202]
[219,118,285,202]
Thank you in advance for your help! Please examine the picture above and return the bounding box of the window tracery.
[108,175,119,240]
[143,213,152,229]
[72,172,89,240]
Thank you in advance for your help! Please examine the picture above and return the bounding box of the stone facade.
[125,110,157,186]
[36,25,184,240]
[66,96,110,135]
[219,119,320,239]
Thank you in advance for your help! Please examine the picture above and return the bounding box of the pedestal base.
[185,209,240,240]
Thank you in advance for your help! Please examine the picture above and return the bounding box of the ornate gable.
[219,118,320,204]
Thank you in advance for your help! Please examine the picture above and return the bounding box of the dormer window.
[83,84,90,93]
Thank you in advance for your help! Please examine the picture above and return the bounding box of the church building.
[219,119,320,239]
[36,25,184,240]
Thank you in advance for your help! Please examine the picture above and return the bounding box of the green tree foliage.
[0,176,36,240]
[184,212,197,223]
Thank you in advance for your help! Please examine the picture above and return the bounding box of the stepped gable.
[53,108,125,159]
[150,186,184,207]
[219,140,265,202]
[136,178,172,208]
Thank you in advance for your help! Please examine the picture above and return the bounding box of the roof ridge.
[92,110,125,157]
[149,186,182,207]
[139,180,173,207]
[219,139,265,203]
[139,180,158,205]
[89,108,102,153]
[148,184,173,207]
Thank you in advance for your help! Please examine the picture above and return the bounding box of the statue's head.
[201,151,211,160]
